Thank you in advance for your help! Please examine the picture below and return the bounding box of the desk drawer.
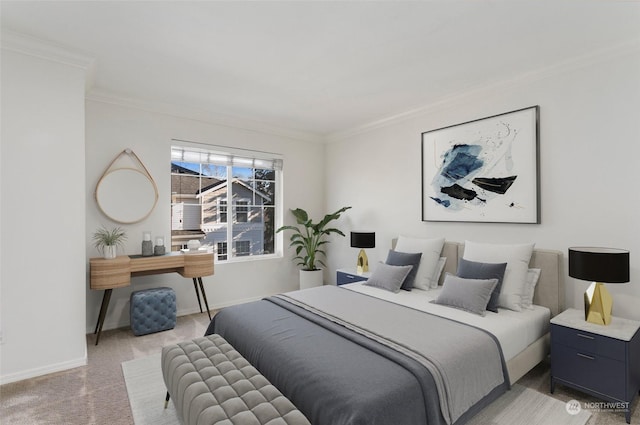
[551,343,626,400]
[552,324,626,361]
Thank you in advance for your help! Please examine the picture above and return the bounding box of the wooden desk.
[90,252,214,345]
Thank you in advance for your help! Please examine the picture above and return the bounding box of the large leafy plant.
[277,206,351,271]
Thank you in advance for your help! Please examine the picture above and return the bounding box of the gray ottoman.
[162,334,310,425]
[130,287,176,336]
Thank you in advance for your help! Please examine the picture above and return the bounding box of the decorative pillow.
[385,250,423,291]
[463,241,535,312]
[394,236,445,290]
[432,273,498,316]
[521,268,541,309]
[457,258,507,313]
[363,262,413,293]
[431,257,447,288]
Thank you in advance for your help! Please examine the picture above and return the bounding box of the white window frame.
[171,141,283,263]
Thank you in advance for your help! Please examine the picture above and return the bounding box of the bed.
[205,241,564,425]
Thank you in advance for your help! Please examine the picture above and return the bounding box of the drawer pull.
[576,333,595,340]
[576,353,595,360]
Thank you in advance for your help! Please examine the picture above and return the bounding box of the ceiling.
[2,1,640,138]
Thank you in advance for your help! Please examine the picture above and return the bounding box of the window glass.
[171,145,281,262]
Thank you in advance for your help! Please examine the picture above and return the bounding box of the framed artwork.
[422,106,539,223]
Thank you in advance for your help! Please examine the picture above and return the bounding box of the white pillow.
[521,268,541,309]
[462,241,535,312]
[432,257,447,288]
[395,236,445,290]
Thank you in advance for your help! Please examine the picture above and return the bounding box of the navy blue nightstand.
[550,308,640,424]
[336,268,370,286]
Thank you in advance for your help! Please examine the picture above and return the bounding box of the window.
[235,240,250,256]
[218,200,227,223]
[236,200,248,223]
[171,143,282,262]
[217,242,228,261]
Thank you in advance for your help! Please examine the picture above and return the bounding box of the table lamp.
[568,247,629,326]
[351,231,375,275]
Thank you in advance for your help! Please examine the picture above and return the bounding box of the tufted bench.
[161,334,310,425]
[130,287,176,336]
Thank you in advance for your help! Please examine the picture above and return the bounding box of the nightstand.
[336,268,371,286]
[550,308,640,424]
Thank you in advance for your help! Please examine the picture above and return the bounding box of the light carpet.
[123,354,591,425]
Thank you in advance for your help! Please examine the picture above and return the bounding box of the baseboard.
[0,355,88,385]
[91,294,267,333]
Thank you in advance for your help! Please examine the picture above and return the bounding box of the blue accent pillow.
[385,250,423,290]
[457,258,507,313]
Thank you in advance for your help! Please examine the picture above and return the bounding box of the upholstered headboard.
[392,240,565,317]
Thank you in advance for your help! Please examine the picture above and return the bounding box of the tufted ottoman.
[162,334,310,425]
[130,287,176,336]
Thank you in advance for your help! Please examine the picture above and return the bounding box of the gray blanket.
[206,286,508,425]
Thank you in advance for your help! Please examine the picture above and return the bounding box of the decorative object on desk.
[154,236,166,256]
[351,231,375,274]
[142,231,153,256]
[92,226,127,259]
[187,239,201,251]
[422,106,539,224]
[569,247,630,326]
[276,206,351,289]
[95,148,159,224]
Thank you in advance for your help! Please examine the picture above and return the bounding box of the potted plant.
[277,206,351,289]
[93,226,127,259]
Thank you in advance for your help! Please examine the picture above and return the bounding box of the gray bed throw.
[278,286,507,424]
[207,286,508,425]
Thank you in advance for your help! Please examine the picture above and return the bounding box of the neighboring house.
[171,164,211,250]
[171,164,271,259]
[196,178,271,260]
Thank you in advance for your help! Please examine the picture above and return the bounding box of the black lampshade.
[351,232,375,249]
[568,247,630,283]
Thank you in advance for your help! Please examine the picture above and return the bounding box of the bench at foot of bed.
[161,334,310,425]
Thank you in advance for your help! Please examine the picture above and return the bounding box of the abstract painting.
[422,106,539,223]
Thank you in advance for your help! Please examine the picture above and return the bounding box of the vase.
[299,269,323,290]
[103,245,117,259]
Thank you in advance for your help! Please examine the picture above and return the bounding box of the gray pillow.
[364,262,414,293]
[457,258,507,313]
[432,273,498,316]
[385,250,423,290]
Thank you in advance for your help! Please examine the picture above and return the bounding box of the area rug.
[123,354,591,425]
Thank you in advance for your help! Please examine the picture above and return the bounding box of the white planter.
[103,245,118,259]
[299,269,323,290]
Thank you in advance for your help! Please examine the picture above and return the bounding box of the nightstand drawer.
[336,270,368,285]
[551,343,626,400]
[552,324,626,361]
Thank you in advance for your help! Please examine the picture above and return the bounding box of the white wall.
[325,46,640,320]
[1,48,89,383]
[85,100,325,332]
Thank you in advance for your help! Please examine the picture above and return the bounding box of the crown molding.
[86,89,324,144]
[1,29,95,70]
[326,37,640,143]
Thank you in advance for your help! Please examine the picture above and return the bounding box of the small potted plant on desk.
[93,226,127,259]
[277,206,351,289]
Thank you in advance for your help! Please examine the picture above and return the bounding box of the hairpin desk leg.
[94,289,112,346]
[192,278,203,313]
[197,277,212,320]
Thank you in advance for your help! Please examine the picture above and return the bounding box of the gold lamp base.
[584,282,613,325]
[356,249,369,275]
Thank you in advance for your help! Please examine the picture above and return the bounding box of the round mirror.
[96,168,158,224]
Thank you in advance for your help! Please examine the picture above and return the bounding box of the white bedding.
[342,282,550,361]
